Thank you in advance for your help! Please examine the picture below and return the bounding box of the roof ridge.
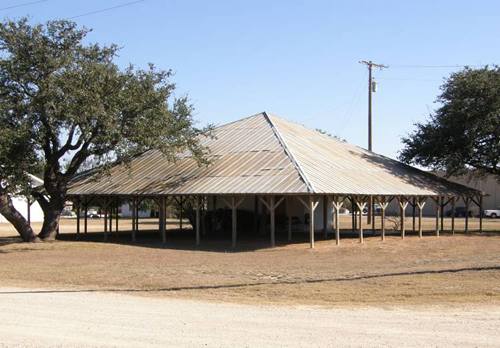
[263,112,315,193]
[212,112,266,131]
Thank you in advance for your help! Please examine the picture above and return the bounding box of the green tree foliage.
[400,66,500,179]
[0,115,40,241]
[0,18,211,241]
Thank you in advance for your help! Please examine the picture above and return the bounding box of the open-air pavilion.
[67,112,484,248]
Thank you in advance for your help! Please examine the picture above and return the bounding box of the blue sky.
[2,0,499,159]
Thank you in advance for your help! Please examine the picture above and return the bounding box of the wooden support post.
[212,196,217,234]
[286,197,292,241]
[157,198,162,237]
[131,199,135,233]
[135,199,140,233]
[103,208,108,242]
[417,198,426,238]
[371,196,377,235]
[223,197,244,248]
[260,196,284,247]
[434,197,440,237]
[253,196,258,234]
[201,197,206,237]
[350,196,355,233]
[479,195,483,233]
[379,199,388,241]
[160,197,166,244]
[297,196,319,248]
[353,201,358,230]
[355,198,367,244]
[465,197,470,234]
[195,197,201,246]
[115,201,119,238]
[84,202,88,235]
[309,197,318,248]
[323,195,328,239]
[412,197,416,234]
[332,197,344,246]
[76,201,81,239]
[132,198,137,242]
[331,198,336,232]
[179,196,183,231]
[440,197,445,233]
[451,197,456,235]
[108,205,112,235]
[399,197,408,239]
[371,197,376,234]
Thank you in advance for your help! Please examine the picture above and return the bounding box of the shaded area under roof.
[68,112,480,197]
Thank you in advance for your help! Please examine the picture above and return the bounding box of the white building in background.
[0,175,44,224]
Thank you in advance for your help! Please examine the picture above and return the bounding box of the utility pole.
[359,60,388,151]
[359,60,388,226]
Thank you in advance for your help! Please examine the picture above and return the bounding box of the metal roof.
[68,112,479,197]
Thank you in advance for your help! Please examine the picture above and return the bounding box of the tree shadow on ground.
[0,264,498,295]
[0,236,22,247]
[51,227,500,253]
[55,228,325,252]
[2,223,498,253]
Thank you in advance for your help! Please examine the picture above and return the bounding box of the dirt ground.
[1,217,499,307]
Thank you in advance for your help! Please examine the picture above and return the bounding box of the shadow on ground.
[55,228,500,252]
[2,227,499,253]
[0,264,498,295]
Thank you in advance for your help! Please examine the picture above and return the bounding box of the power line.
[0,0,48,12]
[376,77,441,82]
[389,64,486,69]
[69,0,146,20]
[336,70,366,136]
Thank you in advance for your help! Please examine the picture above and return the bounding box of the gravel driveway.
[1,287,499,347]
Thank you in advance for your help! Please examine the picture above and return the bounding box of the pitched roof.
[67,112,479,197]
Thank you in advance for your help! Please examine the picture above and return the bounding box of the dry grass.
[0,217,499,307]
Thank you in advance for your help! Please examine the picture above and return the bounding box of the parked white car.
[484,209,500,218]
[60,210,77,219]
[86,209,102,219]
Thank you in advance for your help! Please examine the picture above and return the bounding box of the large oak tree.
[0,18,210,241]
[400,66,500,179]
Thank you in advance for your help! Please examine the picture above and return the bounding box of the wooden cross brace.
[398,197,409,210]
[222,197,244,209]
[259,196,285,211]
[297,196,319,211]
[331,198,344,211]
[416,197,427,210]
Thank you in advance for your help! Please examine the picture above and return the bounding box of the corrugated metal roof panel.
[68,113,309,195]
[68,112,479,197]
[268,114,478,196]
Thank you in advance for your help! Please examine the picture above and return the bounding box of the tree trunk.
[0,192,39,242]
[38,203,63,240]
[34,176,67,241]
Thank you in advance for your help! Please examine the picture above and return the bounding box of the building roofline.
[263,112,315,194]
